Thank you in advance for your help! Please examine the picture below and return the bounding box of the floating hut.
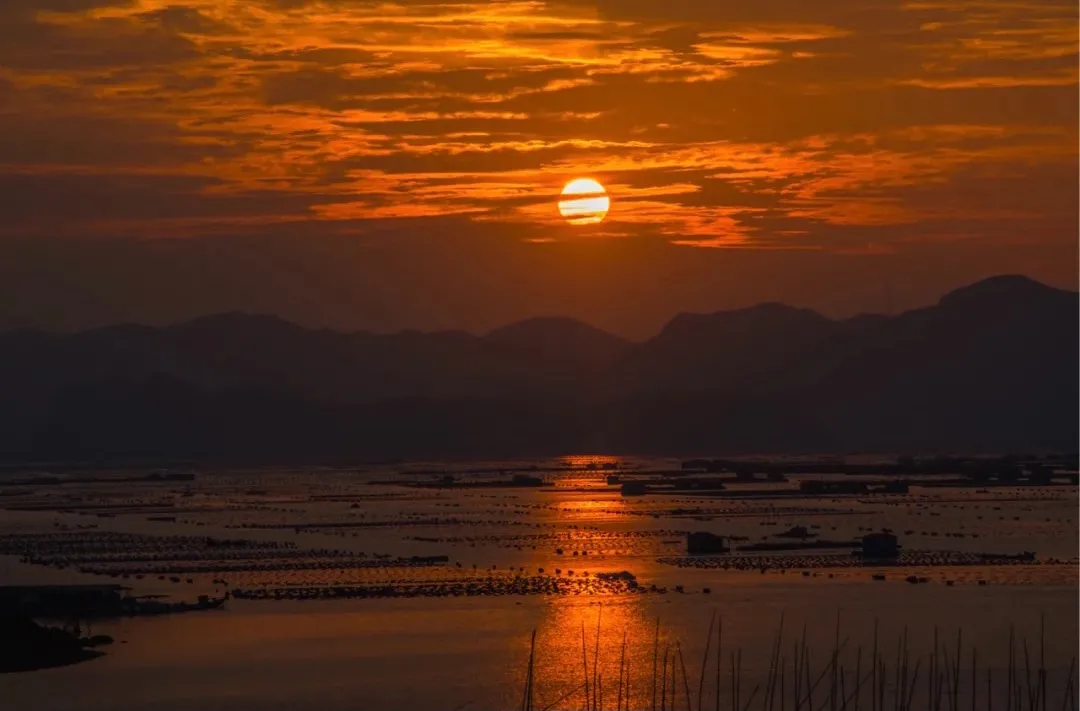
[800,480,870,495]
[860,532,900,558]
[687,532,729,555]
[775,526,814,539]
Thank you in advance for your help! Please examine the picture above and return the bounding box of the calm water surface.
[0,459,1076,710]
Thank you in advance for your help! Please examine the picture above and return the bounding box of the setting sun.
[558,178,610,225]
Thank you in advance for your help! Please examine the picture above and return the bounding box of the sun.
[558,178,610,225]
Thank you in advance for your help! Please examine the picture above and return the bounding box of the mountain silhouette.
[485,317,629,364]
[0,275,1074,463]
[623,303,838,395]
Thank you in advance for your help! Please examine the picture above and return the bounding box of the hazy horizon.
[3,250,1076,339]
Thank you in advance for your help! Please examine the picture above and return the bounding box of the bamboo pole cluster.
[518,610,1077,711]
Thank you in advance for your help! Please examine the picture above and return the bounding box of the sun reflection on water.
[527,598,662,711]
[518,597,740,711]
[559,454,622,470]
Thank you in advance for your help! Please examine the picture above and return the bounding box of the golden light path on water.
[558,178,611,225]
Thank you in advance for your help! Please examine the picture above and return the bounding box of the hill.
[0,275,1074,461]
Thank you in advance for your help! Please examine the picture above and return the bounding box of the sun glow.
[558,178,610,225]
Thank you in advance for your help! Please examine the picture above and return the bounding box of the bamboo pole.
[715,618,723,711]
[618,629,627,711]
[661,645,669,711]
[594,606,603,711]
[653,618,660,711]
[698,611,716,711]
[582,621,590,711]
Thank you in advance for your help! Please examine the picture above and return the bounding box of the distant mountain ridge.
[0,275,1075,462]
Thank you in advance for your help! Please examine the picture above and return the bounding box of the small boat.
[125,594,226,616]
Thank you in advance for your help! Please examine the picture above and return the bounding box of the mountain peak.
[659,302,831,340]
[168,312,311,337]
[487,317,623,343]
[484,317,628,361]
[939,275,1067,308]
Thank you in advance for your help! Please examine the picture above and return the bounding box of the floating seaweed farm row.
[231,571,647,600]
[657,550,1069,571]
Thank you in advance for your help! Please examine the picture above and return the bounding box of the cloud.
[0,0,132,18]
[137,6,235,35]
[0,172,327,237]
[0,15,199,70]
[0,0,1073,260]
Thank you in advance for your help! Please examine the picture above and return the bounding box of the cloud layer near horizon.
[0,0,1076,334]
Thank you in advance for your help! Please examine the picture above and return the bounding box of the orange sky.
[0,0,1076,335]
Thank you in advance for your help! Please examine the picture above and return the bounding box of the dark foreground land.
[0,615,108,674]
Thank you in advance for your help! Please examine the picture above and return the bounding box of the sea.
[0,457,1076,710]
